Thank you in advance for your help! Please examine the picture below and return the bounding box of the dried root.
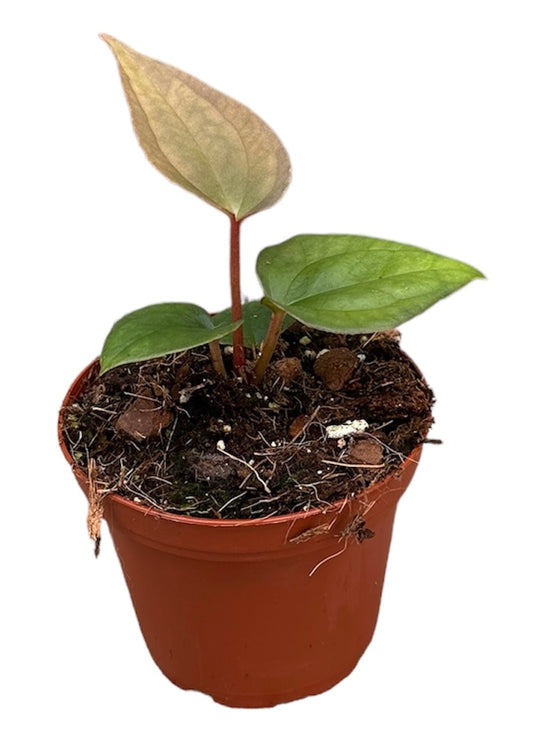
[87,459,105,557]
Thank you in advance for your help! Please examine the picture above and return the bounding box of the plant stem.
[208,339,227,378]
[229,214,245,371]
[253,309,285,384]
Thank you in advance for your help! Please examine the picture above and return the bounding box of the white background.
[2,0,531,728]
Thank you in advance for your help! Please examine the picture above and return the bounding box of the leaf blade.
[101,35,291,220]
[257,235,485,333]
[100,303,241,374]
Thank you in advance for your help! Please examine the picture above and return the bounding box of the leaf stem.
[208,339,227,378]
[229,214,245,371]
[253,309,285,384]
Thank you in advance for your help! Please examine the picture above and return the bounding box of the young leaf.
[100,303,242,374]
[257,235,484,333]
[101,35,291,220]
[211,300,294,347]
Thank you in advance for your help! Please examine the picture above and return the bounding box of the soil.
[61,324,434,520]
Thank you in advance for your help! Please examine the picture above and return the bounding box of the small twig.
[216,444,271,493]
[258,508,281,519]
[144,475,174,485]
[356,432,418,464]
[99,450,125,468]
[123,391,160,403]
[238,470,254,490]
[321,459,385,469]
[163,418,178,459]
[218,491,248,514]
[120,484,164,510]
[289,406,321,443]
[244,493,285,511]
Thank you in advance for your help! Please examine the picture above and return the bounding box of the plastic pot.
[59,360,422,708]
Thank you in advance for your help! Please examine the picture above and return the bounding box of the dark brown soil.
[61,325,434,519]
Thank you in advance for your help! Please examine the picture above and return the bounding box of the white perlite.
[325,419,369,439]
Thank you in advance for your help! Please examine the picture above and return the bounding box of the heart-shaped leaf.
[257,234,484,333]
[211,300,294,347]
[100,303,242,374]
[101,35,291,220]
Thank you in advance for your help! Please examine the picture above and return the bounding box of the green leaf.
[211,300,294,347]
[101,35,291,220]
[257,234,485,333]
[100,303,242,374]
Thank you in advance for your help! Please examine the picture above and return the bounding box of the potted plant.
[58,35,484,708]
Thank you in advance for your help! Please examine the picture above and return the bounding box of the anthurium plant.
[99,35,483,383]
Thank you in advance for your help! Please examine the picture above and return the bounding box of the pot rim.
[59,358,422,530]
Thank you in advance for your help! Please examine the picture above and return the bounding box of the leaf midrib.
[124,52,239,209]
[284,287,445,315]
[281,263,458,307]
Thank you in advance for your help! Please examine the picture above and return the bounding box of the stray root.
[307,513,375,577]
[309,539,349,577]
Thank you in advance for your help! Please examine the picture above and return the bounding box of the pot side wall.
[106,495,403,707]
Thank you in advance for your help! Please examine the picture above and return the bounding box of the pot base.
[179,659,364,708]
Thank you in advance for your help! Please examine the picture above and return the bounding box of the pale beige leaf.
[101,35,291,220]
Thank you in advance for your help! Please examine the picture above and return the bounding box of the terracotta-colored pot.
[59,361,422,708]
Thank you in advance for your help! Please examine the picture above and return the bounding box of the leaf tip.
[99,33,123,56]
[464,263,486,283]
